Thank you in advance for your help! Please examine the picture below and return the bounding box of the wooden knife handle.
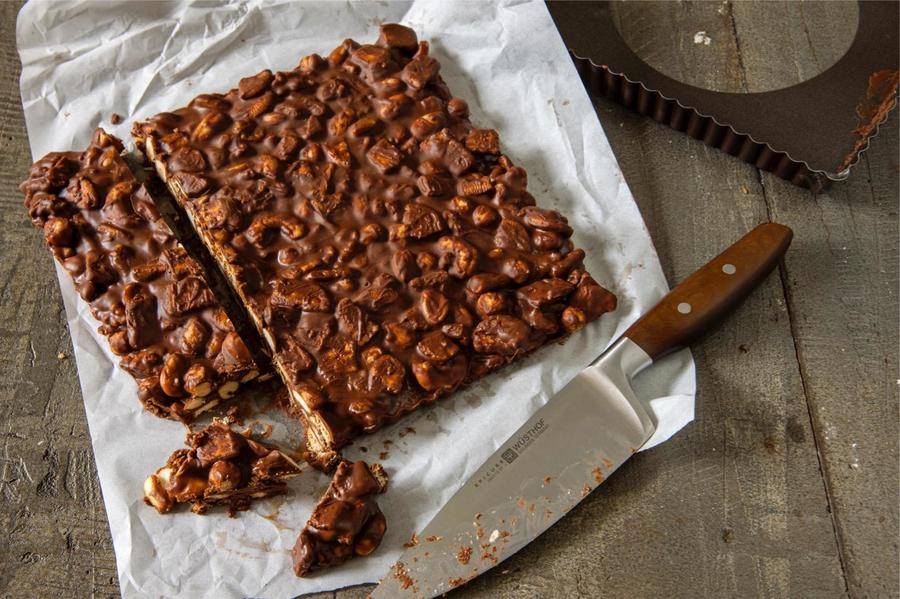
[624,223,793,361]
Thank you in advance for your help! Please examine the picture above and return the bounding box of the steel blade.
[371,337,655,598]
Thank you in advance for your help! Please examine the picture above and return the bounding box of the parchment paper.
[17,1,696,597]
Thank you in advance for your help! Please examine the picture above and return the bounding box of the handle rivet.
[677,302,692,314]
[722,263,737,275]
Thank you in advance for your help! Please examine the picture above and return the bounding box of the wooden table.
[1,2,896,597]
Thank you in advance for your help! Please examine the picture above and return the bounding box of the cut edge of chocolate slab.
[135,132,344,469]
[137,157,275,372]
[21,128,262,422]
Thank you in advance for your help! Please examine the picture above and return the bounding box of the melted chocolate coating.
[133,24,617,464]
[143,418,301,516]
[21,129,260,420]
[292,460,388,576]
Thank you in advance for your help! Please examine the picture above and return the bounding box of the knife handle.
[623,222,793,361]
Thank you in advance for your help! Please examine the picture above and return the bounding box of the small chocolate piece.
[132,23,618,467]
[20,129,260,421]
[110,112,122,125]
[143,418,302,516]
[292,460,388,576]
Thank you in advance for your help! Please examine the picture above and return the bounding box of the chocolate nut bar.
[133,24,617,467]
[21,129,261,421]
[144,418,302,516]
[292,460,388,576]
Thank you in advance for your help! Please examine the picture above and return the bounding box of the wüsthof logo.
[501,448,518,464]
[476,418,549,488]
[509,418,547,454]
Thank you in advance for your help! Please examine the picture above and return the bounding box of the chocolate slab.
[143,418,302,516]
[292,460,388,577]
[133,24,617,468]
[21,129,261,421]
[549,1,899,191]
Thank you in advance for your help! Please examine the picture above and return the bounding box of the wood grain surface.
[1,2,896,598]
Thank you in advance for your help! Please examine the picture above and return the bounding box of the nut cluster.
[144,419,302,515]
[133,23,617,462]
[291,460,388,576]
[20,130,259,420]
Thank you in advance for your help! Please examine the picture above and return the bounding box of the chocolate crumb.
[110,112,122,124]
[393,561,414,590]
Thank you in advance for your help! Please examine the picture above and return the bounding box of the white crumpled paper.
[17,1,696,597]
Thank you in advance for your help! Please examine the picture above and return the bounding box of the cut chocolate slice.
[133,24,617,468]
[292,460,388,576]
[21,129,262,421]
[144,418,302,515]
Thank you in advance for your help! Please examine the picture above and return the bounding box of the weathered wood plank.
[0,2,119,598]
[727,3,899,595]
[762,115,900,597]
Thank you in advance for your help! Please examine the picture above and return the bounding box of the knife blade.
[370,223,793,598]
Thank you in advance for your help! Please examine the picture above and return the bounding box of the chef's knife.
[370,222,793,598]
